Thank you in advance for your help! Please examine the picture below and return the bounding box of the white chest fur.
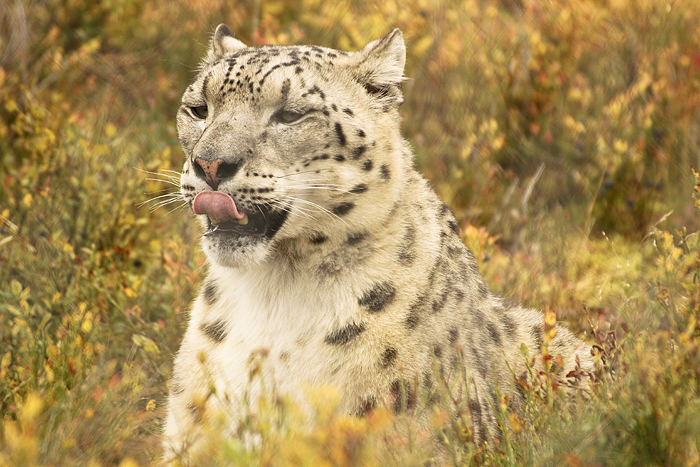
[184,261,374,407]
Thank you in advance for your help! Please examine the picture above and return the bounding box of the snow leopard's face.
[178,25,406,268]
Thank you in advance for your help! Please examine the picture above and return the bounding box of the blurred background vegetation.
[1,0,699,465]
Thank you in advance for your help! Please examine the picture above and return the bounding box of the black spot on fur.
[469,398,487,445]
[501,310,518,337]
[389,201,400,217]
[390,379,416,413]
[313,85,326,100]
[380,347,398,368]
[356,396,377,417]
[334,154,345,162]
[334,122,346,146]
[280,78,291,97]
[350,183,368,194]
[358,282,396,313]
[309,233,328,244]
[449,327,459,345]
[199,320,228,343]
[487,322,502,346]
[343,108,354,116]
[432,286,451,314]
[361,159,373,171]
[471,306,487,328]
[447,245,462,257]
[471,347,489,378]
[439,203,451,216]
[380,164,391,180]
[357,129,366,137]
[332,202,355,216]
[347,231,368,245]
[405,294,426,329]
[398,225,416,266]
[532,324,544,348]
[351,145,367,160]
[448,220,460,235]
[202,281,219,306]
[426,258,441,290]
[324,322,366,345]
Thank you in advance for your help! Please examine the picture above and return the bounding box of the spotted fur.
[163,24,594,461]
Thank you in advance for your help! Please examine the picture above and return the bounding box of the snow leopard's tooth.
[203,224,219,237]
[237,213,249,225]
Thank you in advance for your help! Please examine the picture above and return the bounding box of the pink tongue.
[193,191,244,223]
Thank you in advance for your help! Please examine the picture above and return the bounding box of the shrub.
[1,0,699,465]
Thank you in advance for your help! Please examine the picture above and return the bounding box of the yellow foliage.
[1,0,700,465]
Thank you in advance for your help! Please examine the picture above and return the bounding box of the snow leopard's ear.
[207,24,246,62]
[351,29,406,106]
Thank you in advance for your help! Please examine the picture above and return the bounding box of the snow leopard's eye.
[190,105,208,119]
[272,109,306,124]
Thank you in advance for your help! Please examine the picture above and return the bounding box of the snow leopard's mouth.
[193,191,289,239]
[203,206,288,238]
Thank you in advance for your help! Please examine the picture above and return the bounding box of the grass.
[1,0,699,465]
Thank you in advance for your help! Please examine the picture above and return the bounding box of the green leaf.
[132,334,160,355]
[520,343,529,358]
[10,280,22,297]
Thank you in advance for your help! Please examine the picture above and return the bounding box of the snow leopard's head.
[178,25,407,268]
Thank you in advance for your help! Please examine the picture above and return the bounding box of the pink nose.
[193,158,224,189]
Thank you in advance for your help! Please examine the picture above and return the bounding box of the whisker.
[145,177,180,187]
[285,185,342,190]
[274,204,315,223]
[276,170,331,179]
[149,193,182,204]
[143,187,179,196]
[269,200,315,221]
[150,198,185,212]
[140,191,182,201]
[137,168,181,182]
[283,180,346,187]
[285,185,353,194]
[136,168,168,176]
[161,169,183,176]
[279,195,349,228]
[136,192,181,209]
[165,201,190,215]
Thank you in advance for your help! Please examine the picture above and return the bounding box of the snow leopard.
[163,24,593,461]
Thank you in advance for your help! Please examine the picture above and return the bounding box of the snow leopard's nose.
[193,157,240,190]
